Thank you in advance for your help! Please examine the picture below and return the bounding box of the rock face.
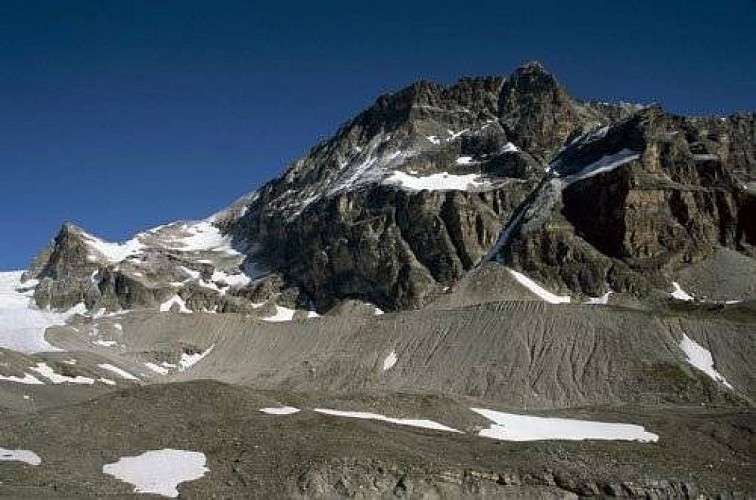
[27,62,756,313]
[496,108,756,297]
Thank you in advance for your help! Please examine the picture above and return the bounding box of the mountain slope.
[24,62,756,315]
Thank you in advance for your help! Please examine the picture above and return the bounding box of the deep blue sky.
[1,0,754,269]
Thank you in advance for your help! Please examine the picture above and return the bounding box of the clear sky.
[1,0,754,269]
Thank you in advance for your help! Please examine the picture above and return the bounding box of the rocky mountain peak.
[25,63,756,315]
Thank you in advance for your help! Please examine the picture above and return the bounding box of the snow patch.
[29,362,95,385]
[670,282,694,301]
[382,351,398,371]
[559,149,640,185]
[679,334,733,389]
[0,447,41,466]
[83,234,145,264]
[471,408,658,442]
[0,271,81,353]
[586,291,612,305]
[0,372,44,385]
[94,339,118,347]
[314,408,460,433]
[98,364,140,381]
[260,406,300,415]
[261,306,296,322]
[383,171,492,192]
[102,449,208,498]
[179,345,214,371]
[160,295,192,314]
[144,362,170,375]
[508,269,570,304]
[501,142,520,153]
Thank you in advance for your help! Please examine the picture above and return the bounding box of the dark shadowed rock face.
[496,108,756,297]
[28,62,756,313]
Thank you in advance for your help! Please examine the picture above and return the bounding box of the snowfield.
[102,449,209,498]
[0,271,81,353]
[471,408,658,442]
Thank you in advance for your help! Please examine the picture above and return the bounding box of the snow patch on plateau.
[102,449,209,498]
[471,408,658,442]
[679,334,733,389]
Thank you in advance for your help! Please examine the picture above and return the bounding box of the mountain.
[2,62,753,497]
[23,62,755,315]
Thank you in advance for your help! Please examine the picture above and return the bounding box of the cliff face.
[27,63,756,314]
[496,109,756,297]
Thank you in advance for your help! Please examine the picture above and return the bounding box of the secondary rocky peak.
[496,62,605,162]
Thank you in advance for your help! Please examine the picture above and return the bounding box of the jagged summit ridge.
[26,62,756,314]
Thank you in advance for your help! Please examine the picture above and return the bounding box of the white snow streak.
[29,362,95,385]
[560,149,640,185]
[382,351,398,371]
[679,334,733,389]
[314,408,460,433]
[471,408,658,442]
[508,269,571,304]
[259,406,300,415]
[0,372,44,385]
[98,364,140,381]
[144,362,170,375]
